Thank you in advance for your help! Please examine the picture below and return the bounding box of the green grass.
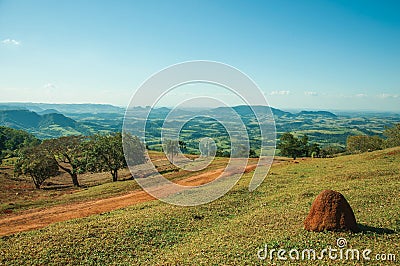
[1,148,399,265]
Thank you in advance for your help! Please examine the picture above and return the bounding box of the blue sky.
[0,0,399,111]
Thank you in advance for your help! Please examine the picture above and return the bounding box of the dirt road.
[0,164,259,236]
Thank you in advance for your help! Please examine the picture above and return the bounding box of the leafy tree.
[0,126,40,161]
[249,148,258,158]
[299,134,310,156]
[178,140,187,153]
[123,133,147,168]
[14,146,59,189]
[216,149,230,157]
[87,133,123,182]
[346,135,383,154]
[232,143,249,158]
[278,132,318,159]
[84,133,121,182]
[164,139,179,163]
[0,131,5,152]
[199,138,217,157]
[320,145,345,158]
[277,132,303,159]
[41,136,87,187]
[384,123,400,148]
[0,131,4,164]
[86,132,145,182]
[309,143,321,158]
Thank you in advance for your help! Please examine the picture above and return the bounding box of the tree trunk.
[31,174,41,189]
[33,181,40,189]
[112,170,118,182]
[71,172,80,187]
[57,163,80,187]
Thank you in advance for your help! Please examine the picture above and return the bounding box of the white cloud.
[270,90,290,96]
[43,83,57,90]
[377,93,399,99]
[1,38,21,45]
[355,93,367,98]
[42,83,58,101]
[304,91,318,96]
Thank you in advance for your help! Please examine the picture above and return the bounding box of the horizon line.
[0,101,399,114]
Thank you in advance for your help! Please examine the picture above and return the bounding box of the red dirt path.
[0,164,259,236]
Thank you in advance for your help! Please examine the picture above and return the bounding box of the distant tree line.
[13,132,146,189]
[346,123,400,154]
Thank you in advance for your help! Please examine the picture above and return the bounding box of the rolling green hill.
[0,110,92,138]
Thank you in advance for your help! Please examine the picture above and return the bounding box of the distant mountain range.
[0,102,338,117]
[215,105,294,117]
[0,109,92,138]
[297,110,337,118]
[0,102,124,114]
[0,103,394,148]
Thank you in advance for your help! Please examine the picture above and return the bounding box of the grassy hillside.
[1,148,399,265]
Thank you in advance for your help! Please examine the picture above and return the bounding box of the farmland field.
[2,104,399,154]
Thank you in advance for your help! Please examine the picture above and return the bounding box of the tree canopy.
[163,139,179,163]
[278,133,302,159]
[277,132,318,159]
[41,135,87,187]
[86,132,145,182]
[0,126,40,164]
[14,146,59,189]
[346,135,383,153]
[384,123,400,148]
[123,133,146,168]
